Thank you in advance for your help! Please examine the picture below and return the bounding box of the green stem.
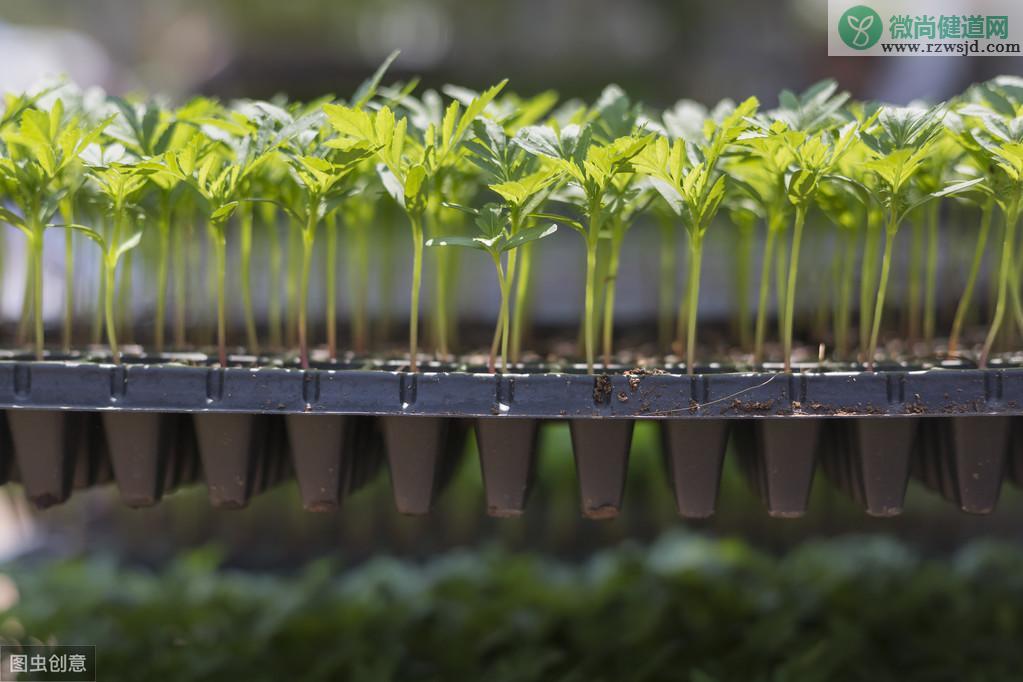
[686,233,703,376]
[835,229,857,360]
[859,210,882,360]
[774,226,788,343]
[299,215,316,369]
[104,256,119,365]
[263,204,283,349]
[923,201,940,345]
[17,252,33,347]
[949,199,993,354]
[239,203,259,356]
[907,217,923,343]
[498,257,511,372]
[583,207,602,374]
[602,222,624,368]
[675,244,691,354]
[980,200,1021,367]
[782,204,808,373]
[285,222,300,348]
[510,240,533,363]
[31,226,44,360]
[155,199,171,354]
[172,217,190,348]
[62,201,74,354]
[348,207,370,354]
[326,211,338,360]
[753,215,780,365]
[488,251,511,373]
[212,220,228,367]
[118,251,133,344]
[408,213,424,373]
[867,211,900,371]
[656,215,676,354]
[91,220,104,346]
[736,220,754,352]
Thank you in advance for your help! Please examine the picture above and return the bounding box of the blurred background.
[0,2,1022,678]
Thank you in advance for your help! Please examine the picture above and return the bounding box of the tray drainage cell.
[820,418,916,517]
[569,420,634,519]
[659,420,729,518]
[914,416,1010,514]
[381,416,467,515]
[102,412,176,507]
[7,410,80,509]
[193,413,268,509]
[475,418,540,517]
[733,419,821,518]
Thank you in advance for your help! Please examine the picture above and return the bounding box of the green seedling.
[633,98,757,374]
[516,123,650,373]
[428,203,556,372]
[856,106,983,369]
[0,100,108,359]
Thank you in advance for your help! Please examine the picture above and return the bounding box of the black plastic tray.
[1,361,1021,417]
[0,361,1020,520]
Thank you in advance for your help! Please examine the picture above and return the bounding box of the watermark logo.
[839,5,883,49]
[829,0,1020,56]
[1,646,96,681]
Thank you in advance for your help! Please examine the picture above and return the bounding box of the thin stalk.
[31,227,44,360]
[347,207,371,354]
[200,226,215,347]
[583,237,598,373]
[298,214,316,369]
[685,232,703,376]
[376,201,398,345]
[118,251,133,344]
[17,250,34,346]
[497,256,511,371]
[949,199,993,354]
[656,215,676,353]
[408,213,425,373]
[735,221,754,352]
[980,201,1021,367]
[774,229,788,342]
[154,198,171,354]
[867,211,900,371]
[782,204,808,373]
[172,216,190,348]
[434,247,451,357]
[211,221,228,367]
[262,204,283,349]
[753,216,780,365]
[103,256,119,365]
[582,206,602,374]
[486,252,512,373]
[835,229,857,360]
[907,218,923,343]
[239,203,259,356]
[61,200,74,353]
[488,306,502,373]
[91,217,105,346]
[859,211,882,360]
[601,222,624,368]
[923,200,940,345]
[509,240,533,363]
[285,222,300,348]
[326,211,338,361]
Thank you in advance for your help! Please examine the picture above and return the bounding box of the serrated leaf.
[501,223,557,252]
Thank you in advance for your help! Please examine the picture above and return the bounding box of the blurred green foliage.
[3,532,1023,680]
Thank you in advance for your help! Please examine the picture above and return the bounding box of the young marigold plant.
[4,73,1023,374]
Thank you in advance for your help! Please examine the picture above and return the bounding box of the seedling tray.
[1,360,1021,519]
